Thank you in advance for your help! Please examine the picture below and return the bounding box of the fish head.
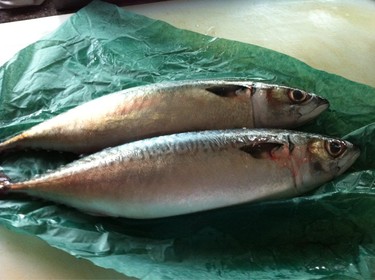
[251,84,329,128]
[287,133,360,194]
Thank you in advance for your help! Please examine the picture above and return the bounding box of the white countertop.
[0,0,374,279]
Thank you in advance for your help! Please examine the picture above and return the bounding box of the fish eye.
[288,89,309,103]
[325,140,347,158]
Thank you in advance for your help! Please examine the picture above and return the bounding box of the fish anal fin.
[239,142,283,159]
[206,85,251,98]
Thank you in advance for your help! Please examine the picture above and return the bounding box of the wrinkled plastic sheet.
[1,1,375,279]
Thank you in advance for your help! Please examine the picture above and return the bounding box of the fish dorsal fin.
[239,142,283,159]
[206,85,248,97]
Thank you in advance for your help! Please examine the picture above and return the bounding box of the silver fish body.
[0,80,328,154]
[0,129,359,219]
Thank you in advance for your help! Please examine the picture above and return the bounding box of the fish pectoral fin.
[205,85,250,98]
[239,142,283,159]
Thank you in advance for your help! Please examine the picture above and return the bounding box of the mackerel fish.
[0,80,328,154]
[0,129,358,219]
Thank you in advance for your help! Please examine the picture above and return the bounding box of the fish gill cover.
[0,1,375,279]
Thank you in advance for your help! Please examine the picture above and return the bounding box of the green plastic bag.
[1,1,375,279]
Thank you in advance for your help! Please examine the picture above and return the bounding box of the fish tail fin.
[0,172,11,194]
[0,138,14,154]
[0,141,7,154]
[0,133,26,154]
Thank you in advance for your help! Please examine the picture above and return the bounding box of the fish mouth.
[336,146,360,176]
[315,95,330,108]
[297,96,329,123]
